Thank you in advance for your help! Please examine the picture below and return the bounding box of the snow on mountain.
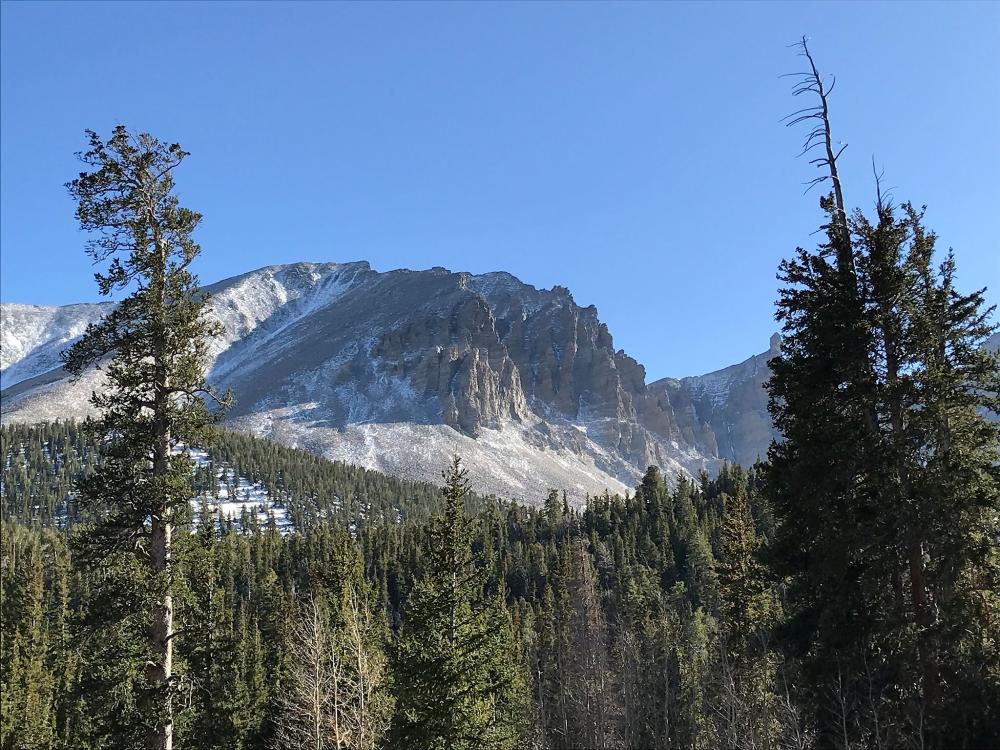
[649,334,780,469]
[203,262,370,382]
[1,261,774,503]
[234,413,632,502]
[185,446,294,534]
[1,301,112,387]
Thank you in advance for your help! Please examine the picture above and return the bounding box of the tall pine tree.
[391,457,528,750]
[768,39,1000,747]
[62,126,230,750]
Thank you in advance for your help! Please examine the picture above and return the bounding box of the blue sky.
[2,1,997,379]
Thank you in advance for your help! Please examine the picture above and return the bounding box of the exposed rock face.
[370,292,529,433]
[650,334,780,468]
[1,261,776,501]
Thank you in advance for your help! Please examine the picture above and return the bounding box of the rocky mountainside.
[649,334,780,469]
[1,262,776,502]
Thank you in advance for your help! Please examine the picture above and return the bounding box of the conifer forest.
[2,37,999,750]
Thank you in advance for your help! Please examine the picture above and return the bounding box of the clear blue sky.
[2,1,997,379]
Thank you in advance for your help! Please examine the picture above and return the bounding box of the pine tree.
[391,457,528,750]
[561,538,618,749]
[855,199,1000,742]
[712,481,781,749]
[61,126,230,750]
[543,488,564,531]
[671,478,718,612]
[0,529,55,750]
[717,481,771,650]
[661,582,715,750]
[768,38,1000,747]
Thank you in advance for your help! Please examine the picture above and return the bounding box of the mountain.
[649,333,780,469]
[1,262,776,502]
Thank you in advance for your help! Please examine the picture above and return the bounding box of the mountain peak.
[1,261,776,501]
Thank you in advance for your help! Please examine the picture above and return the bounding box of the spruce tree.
[712,481,781,749]
[391,457,527,750]
[768,39,1000,747]
[717,481,770,650]
[62,126,229,750]
[562,537,618,749]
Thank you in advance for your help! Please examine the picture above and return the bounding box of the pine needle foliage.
[391,457,528,750]
[61,125,230,750]
[768,81,1000,745]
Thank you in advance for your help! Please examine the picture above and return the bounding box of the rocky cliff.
[1,262,775,502]
[649,334,780,468]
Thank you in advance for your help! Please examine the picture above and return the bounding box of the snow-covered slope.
[1,301,112,387]
[1,261,771,503]
[185,446,294,534]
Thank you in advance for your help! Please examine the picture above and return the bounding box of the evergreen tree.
[768,38,1000,747]
[0,530,55,750]
[391,457,528,750]
[717,480,771,650]
[62,125,230,750]
[671,478,718,612]
[561,538,618,749]
[712,480,781,749]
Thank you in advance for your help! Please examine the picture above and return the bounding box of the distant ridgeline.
[0,420,494,530]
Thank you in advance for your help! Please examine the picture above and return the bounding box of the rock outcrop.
[650,334,780,468]
[1,261,778,501]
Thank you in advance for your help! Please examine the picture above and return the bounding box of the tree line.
[3,426,997,748]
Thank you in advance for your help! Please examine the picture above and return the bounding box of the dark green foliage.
[768,49,1000,745]
[391,457,529,750]
[2,419,949,750]
[717,472,772,650]
[1,419,490,543]
[60,126,231,749]
[6,48,997,749]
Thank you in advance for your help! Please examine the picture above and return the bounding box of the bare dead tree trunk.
[338,584,390,750]
[833,664,853,750]
[776,667,813,750]
[273,598,332,750]
[785,36,851,271]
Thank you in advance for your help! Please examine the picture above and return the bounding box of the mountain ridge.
[1,261,776,502]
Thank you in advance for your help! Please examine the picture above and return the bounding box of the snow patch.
[183,446,294,534]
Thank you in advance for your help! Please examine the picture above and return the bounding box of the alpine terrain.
[1,261,776,501]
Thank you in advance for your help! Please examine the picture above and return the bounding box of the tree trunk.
[147,505,173,750]
[148,219,173,750]
[147,379,173,750]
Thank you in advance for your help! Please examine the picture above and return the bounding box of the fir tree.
[717,480,771,650]
[768,38,1000,747]
[391,457,528,750]
[712,480,781,749]
[61,126,230,750]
